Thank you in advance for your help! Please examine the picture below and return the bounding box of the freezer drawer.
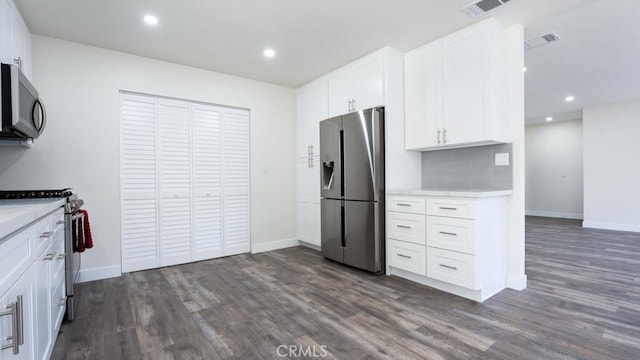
[343,201,384,273]
[321,199,343,263]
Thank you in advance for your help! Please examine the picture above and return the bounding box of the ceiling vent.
[460,0,512,18]
[524,32,561,50]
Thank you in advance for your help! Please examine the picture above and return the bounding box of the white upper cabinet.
[296,77,328,158]
[0,0,32,78]
[404,19,507,151]
[328,53,384,117]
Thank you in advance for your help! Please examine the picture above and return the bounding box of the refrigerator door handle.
[340,204,346,248]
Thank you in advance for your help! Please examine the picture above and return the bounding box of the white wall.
[525,119,583,219]
[583,100,640,232]
[0,36,296,281]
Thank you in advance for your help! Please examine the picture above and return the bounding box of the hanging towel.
[81,209,94,249]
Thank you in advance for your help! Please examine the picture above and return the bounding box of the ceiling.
[14,0,640,124]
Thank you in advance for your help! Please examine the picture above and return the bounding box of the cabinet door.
[192,104,223,261]
[296,78,328,157]
[442,26,485,145]
[296,157,321,247]
[328,69,353,117]
[34,248,52,360]
[222,108,250,256]
[0,0,12,64]
[10,9,23,70]
[158,99,192,267]
[0,265,35,360]
[120,94,159,273]
[404,41,443,149]
[351,56,384,112]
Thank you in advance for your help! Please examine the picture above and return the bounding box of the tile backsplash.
[421,143,513,190]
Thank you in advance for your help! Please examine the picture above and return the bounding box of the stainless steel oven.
[64,196,84,320]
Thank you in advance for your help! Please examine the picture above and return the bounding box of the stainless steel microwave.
[0,63,46,139]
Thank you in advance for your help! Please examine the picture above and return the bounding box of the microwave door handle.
[32,98,46,134]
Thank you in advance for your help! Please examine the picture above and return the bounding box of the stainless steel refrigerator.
[320,107,385,273]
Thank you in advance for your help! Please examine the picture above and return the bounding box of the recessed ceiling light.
[263,48,275,58]
[546,117,553,122]
[565,96,575,102]
[144,15,159,25]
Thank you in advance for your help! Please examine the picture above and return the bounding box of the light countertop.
[0,199,66,241]
[387,188,513,198]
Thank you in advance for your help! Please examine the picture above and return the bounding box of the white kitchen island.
[386,189,512,302]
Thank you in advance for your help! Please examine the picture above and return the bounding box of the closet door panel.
[120,94,159,272]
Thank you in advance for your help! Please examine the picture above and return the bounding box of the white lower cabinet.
[386,193,508,302]
[0,265,35,360]
[1,207,65,360]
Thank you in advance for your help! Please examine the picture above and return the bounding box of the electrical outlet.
[495,153,509,166]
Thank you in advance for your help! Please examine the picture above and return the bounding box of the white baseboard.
[506,274,527,290]
[251,237,299,254]
[298,241,320,251]
[582,221,640,233]
[79,265,121,283]
[526,210,583,220]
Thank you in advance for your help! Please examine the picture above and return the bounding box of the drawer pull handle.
[397,225,412,229]
[40,232,53,238]
[439,264,458,270]
[43,253,56,261]
[439,231,457,236]
[59,297,67,306]
[57,253,67,260]
[397,254,412,259]
[56,220,65,225]
[0,299,19,354]
[439,207,457,211]
[397,203,411,207]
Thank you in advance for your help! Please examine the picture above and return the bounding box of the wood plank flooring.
[52,217,640,359]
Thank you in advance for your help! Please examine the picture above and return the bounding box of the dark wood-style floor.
[52,217,640,359]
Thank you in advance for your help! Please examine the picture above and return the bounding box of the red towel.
[81,209,93,249]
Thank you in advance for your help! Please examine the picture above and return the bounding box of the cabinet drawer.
[426,216,476,254]
[51,275,67,333]
[427,247,478,290]
[388,196,426,214]
[0,228,32,296]
[388,240,426,276]
[387,212,426,245]
[427,198,476,219]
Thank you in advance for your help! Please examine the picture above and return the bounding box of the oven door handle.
[71,212,85,221]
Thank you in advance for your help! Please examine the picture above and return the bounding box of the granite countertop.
[0,199,66,241]
[387,188,513,198]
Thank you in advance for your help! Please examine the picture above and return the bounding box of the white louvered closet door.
[158,99,192,267]
[222,108,251,256]
[192,103,223,261]
[120,94,159,273]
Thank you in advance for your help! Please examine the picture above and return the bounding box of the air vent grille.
[525,32,561,50]
[460,0,512,18]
